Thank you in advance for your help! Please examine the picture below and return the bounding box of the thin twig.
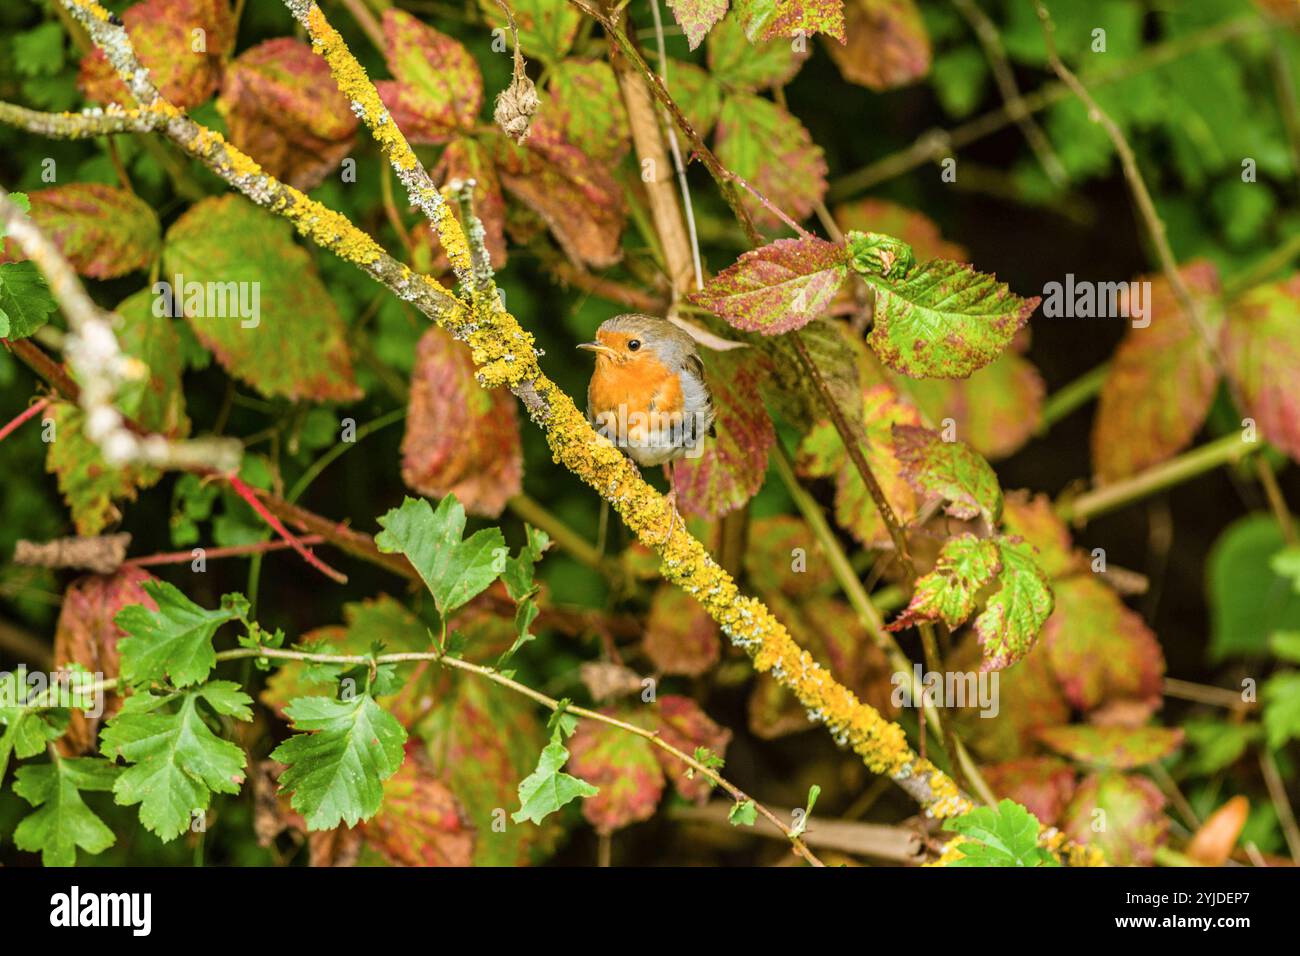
[123,536,326,568]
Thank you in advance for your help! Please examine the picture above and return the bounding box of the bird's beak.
[577,342,615,357]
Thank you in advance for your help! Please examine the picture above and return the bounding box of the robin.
[579,314,715,536]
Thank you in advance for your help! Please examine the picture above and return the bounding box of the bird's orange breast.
[588,355,685,417]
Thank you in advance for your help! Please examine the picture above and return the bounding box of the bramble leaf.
[667,0,729,49]
[1062,772,1166,867]
[270,693,408,830]
[375,495,506,616]
[888,534,1000,632]
[477,0,581,62]
[359,743,474,866]
[643,585,721,677]
[855,243,1040,379]
[943,798,1059,867]
[824,0,930,91]
[1221,272,1300,463]
[734,0,847,42]
[690,236,848,334]
[715,94,828,229]
[401,326,523,518]
[1263,671,1300,751]
[115,580,243,688]
[376,9,482,145]
[512,727,598,825]
[894,423,1003,526]
[1036,725,1184,770]
[542,59,630,166]
[13,757,119,866]
[2,184,160,279]
[708,13,807,91]
[567,716,664,834]
[100,682,252,841]
[974,538,1054,670]
[162,196,362,402]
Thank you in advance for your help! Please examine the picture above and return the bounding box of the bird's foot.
[662,487,681,544]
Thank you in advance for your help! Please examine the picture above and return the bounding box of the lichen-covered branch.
[39,0,1059,844]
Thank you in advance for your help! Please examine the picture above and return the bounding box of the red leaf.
[567,712,665,834]
[375,9,483,144]
[1063,771,1168,866]
[690,236,848,334]
[359,743,475,866]
[3,185,160,279]
[642,585,721,677]
[824,0,930,91]
[715,94,827,229]
[982,757,1076,827]
[1221,273,1300,463]
[401,326,523,518]
[79,0,233,110]
[666,0,729,50]
[651,695,732,803]
[217,38,358,191]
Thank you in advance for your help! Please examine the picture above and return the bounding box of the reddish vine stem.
[124,536,326,567]
[224,474,348,583]
[0,397,49,442]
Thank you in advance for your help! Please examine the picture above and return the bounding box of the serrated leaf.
[1037,725,1184,770]
[743,514,836,598]
[44,402,161,536]
[375,495,506,616]
[78,0,233,110]
[999,490,1079,579]
[893,423,1003,525]
[401,326,522,518]
[754,316,862,432]
[359,743,474,865]
[708,13,807,90]
[1091,262,1221,481]
[511,729,598,825]
[643,585,721,677]
[734,0,847,42]
[1,185,160,279]
[567,715,664,834]
[1221,273,1300,463]
[115,580,241,688]
[667,0,730,49]
[477,0,581,62]
[162,195,361,402]
[376,9,482,145]
[729,799,757,825]
[1042,576,1164,718]
[13,757,119,866]
[974,537,1054,670]
[836,198,967,262]
[0,668,72,783]
[888,534,1000,632]
[669,60,723,137]
[691,236,848,334]
[542,59,630,166]
[859,254,1040,379]
[824,0,930,91]
[100,682,251,841]
[217,38,359,190]
[0,261,57,340]
[652,695,731,802]
[715,94,827,229]
[673,349,775,519]
[1263,671,1300,751]
[270,693,408,830]
[1062,771,1166,866]
[13,22,65,78]
[943,798,1058,867]
[109,289,190,436]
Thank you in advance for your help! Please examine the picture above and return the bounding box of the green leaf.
[161,195,361,402]
[99,682,252,841]
[690,236,848,334]
[974,537,1055,670]
[894,424,1003,525]
[708,13,806,91]
[791,783,820,837]
[728,799,757,826]
[0,668,71,783]
[888,534,1000,632]
[944,799,1059,867]
[854,244,1040,379]
[477,0,581,62]
[733,0,847,42]
[715,94,827,229]
[543,59,630,166]
[1271,630,1300,664]
[115,580,243,688]
[512,727,598,825]
[1182,718,1261,775]
[1263,671,1300,751]
[1207,515,1300,660]
[0,261,57,340]
[13,757,119,866]
[13,23,66,78]
[270,693,408,830]
[1036,725,1184,770]
[375,495,506,616]
[503,525,551,602]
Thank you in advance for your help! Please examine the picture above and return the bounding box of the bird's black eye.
[627,339,641,351]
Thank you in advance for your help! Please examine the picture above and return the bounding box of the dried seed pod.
[494,70,538,144]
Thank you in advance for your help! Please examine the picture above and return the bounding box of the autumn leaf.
[1063,771,1167,866]
[541,59,631,166]
[669,60,723,137]
[1091,261,1221,482]
[109,289,190,438]
[734,0,847,43]
[436,139,507,268]
[708,13,807,91]
[974,537,1054,671]
[835,198,967,262]
[359,743,474,866]
[78,0,233,110]
[217,38,358,190]
[52,567,158,755]
[2,185,160,279]
[893,423,1003,526]
[690,236,849,334]
[492,124,626,268]
[982,757,1076,827]
[824,0,930,91]
[673,349,775,519]
[888,534,1000,633]
[376,9,483,145]
[651,695,732,803]
[715,94,828,229]
[1041,576,1164,719]
[667,0,730,50]
[853,240,1041,379]
[567,715,664,834]
[743,514,836,598]
[1036,725,1184,770]
[477,0,581,62]
[642,585,721,677]
[999,490,1080,579]
[1221,272,1300,463]
[797,383,919,547]
[1186,796,1249,866]
[45,402,160,536]
[755,317,863,432]
[162,195,361,403]
[401,326,523,518]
